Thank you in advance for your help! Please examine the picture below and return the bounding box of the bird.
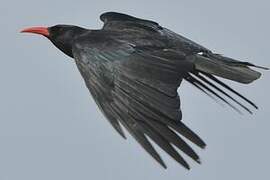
[21,12,268,169]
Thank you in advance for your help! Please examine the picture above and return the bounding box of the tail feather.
[201,72,258,109]
[184,52,267,113]
[185,74,243,114]
[206,54,269,70]
[194,72,253,114]
[187,53,265,84]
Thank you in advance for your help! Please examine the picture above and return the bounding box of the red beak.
[21,27,49,37]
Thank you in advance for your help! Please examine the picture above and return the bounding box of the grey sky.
[1,0,269,179]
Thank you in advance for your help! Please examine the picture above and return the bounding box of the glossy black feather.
[72,33,206,168]
[39,12,264,169]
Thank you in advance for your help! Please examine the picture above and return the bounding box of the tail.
[187,53,268,84]
[185,53,268,114]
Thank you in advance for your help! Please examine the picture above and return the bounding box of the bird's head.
[21,25,87,58]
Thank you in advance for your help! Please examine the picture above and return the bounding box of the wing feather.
[68,12,261,169]
[72,37,202,169]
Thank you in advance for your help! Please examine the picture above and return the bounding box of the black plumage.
[21,12,267,169]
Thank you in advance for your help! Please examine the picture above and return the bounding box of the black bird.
[21,12,267,169]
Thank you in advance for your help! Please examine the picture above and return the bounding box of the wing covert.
[99,12,210,54]
[100,12,163,32]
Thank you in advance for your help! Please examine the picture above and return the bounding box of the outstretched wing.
[100,12,210,54]
[72,35,205,169]
[99,12,260,114]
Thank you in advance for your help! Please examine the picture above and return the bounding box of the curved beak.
[21,27,49,37]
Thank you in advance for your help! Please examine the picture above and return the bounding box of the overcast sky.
[0,0,269,180]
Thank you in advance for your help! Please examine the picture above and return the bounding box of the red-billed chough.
[21,12,268,169]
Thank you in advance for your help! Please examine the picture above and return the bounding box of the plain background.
[0,0,269,179]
